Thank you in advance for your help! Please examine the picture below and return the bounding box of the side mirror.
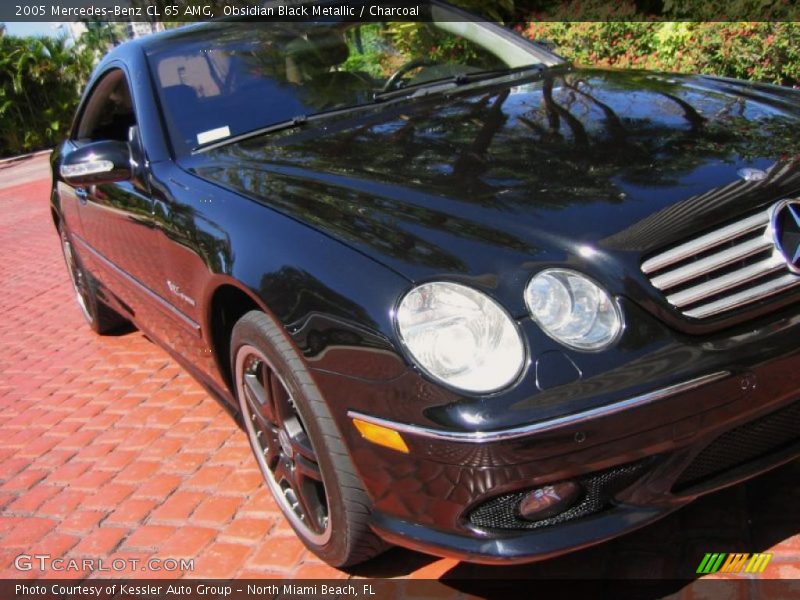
[59,140,133,186]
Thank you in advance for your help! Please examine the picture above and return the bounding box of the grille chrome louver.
[642,202,800,320]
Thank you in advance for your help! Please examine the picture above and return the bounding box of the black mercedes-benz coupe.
[51,1,800,566]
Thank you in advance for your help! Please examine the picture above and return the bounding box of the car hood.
[188,67,800,317]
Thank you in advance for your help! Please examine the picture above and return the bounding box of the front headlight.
[396,282,525,393]
[524,269,622,351]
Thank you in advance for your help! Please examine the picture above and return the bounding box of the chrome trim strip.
[667,253,786,307]
[684,274,800,319]
[347,371,730,444]
[651,236,773,290]
[72,234,201,334]
[641,211,769,274]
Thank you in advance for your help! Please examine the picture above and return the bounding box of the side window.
[74,69,136,143]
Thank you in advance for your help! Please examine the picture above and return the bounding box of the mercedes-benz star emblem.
[772,200,800,274]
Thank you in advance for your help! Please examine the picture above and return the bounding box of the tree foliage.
[522,21,800,87]
[0,33,96,157]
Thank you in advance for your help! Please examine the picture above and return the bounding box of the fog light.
[517,481,582,521]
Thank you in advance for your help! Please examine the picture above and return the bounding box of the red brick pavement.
[0,154,798,592]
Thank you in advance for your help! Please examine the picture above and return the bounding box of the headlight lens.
[524,269,621,350]
[396,282,525,393]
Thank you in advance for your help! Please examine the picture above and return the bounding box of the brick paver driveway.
[0,154,798,591]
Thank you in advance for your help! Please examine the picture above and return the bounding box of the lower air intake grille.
[467,460,649,531]
[641,201,800,320]
[673,400,800,491]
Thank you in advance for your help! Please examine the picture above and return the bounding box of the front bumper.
[312,301,800,563]
[368,399,800,564]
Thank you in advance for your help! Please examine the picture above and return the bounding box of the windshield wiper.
[193,66,549,153]
[373,64,546,102]
[193,115,309,154]
[194,96,395,153]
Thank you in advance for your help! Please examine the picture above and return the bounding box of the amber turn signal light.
[352,418,409,453]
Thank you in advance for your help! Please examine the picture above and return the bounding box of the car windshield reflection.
[146,13,547,154]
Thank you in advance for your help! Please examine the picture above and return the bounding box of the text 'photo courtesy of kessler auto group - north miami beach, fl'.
[1,0,800,598]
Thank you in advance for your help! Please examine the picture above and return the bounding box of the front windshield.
[146,11,547,154]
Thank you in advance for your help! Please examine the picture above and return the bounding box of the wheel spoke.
[244,369,278,426]
[272,454,292,486]
[294,453,323,482]
[269,370,294,426]
[282,416,316,462]
[259,361,282,425]
[292,466,327,532]
[260,431,281,468]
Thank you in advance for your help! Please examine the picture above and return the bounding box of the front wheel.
[231,310,387,566]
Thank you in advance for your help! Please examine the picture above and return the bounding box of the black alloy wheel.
[237,344,331,543]
[231,310,387,566]
[60,228,93,324]
[58,226,126,334]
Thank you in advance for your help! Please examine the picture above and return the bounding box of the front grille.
[641,202,800,320]
[673,400,800,491]
[467,460,649,531]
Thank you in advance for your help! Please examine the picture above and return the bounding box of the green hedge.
[0,34,96,157]
[521,22,800,87]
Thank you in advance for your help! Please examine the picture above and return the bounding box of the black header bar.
[3,0,800,23]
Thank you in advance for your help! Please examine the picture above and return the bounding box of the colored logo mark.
[696,552,772,574]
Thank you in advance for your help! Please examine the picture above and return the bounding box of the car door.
[65,68,165,319]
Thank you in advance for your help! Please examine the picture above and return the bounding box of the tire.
[58,226,127,335]
[231,310,387,567]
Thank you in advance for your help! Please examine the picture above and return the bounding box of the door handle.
[75,187,88,204]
